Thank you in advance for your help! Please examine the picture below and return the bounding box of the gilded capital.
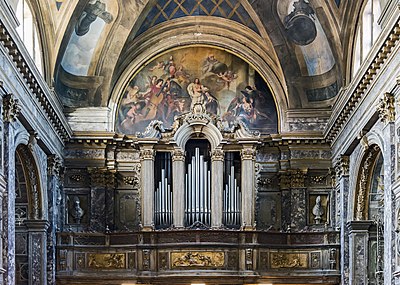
[241,148,256,160]
[172,149,185,162]
[140,148,155,160]
[2,93,21,122]
[211,149,224,161]
[377,92,395,124]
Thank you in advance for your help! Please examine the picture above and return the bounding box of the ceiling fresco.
[61,0,115,76]
[53,0,342,111]
[116,46,278,135]
[137,0,259,36]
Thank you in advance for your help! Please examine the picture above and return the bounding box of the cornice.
[0,19,72,141]
[67,131,329,148]
[325,20,400,144]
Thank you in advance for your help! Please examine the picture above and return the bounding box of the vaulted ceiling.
[30,0,344,112]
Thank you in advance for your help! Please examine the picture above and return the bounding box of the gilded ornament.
[241,148,256,160]
[140,149,155,160]
[172,149,185,161]
[87,253,125,269]
[211,149,224,161]
[271,253,308,269]
[171,252,224,268]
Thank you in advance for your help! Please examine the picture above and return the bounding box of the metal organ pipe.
[224,155,241,227]
[185,147,211,226]
[155,154,173,228]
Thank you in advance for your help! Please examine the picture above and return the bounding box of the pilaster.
[240,146,256,230]
[348,221,374,285]
[172,148,185,228]
[140,145,156,231]
[211,148,224,228]
[335,155,350,285]
[25,220,49,285]
[377,92,396,285]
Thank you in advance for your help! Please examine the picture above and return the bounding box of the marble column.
[25,220,49,285]
[335,155,350,285]
[172,148,185,228]
[2,93,20,285]
[348,221,373,285]
[0,174,6,283]
[140,146,155,231]
[211,148,224,228]
[241,146,256,230]
[46,155,62,285]
[377,92,396,285]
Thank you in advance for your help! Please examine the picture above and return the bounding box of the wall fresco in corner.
[116,47,278,135]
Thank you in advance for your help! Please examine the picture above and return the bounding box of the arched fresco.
[116,46,278,135]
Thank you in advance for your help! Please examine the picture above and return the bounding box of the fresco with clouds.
[61,0,115,75]
[116,47,278,135]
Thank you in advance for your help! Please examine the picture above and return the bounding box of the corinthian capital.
[377,92,395,124]
[334,155,349,178]
[2,93,21,122]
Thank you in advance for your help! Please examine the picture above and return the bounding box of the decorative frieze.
[271,252,308,269]
[2,93,20,122]
[377,92,395,124]
[87,253,125,269]
[171,252,224,268]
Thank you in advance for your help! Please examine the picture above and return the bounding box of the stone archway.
[14,145,48,285]
[349,144,383,285]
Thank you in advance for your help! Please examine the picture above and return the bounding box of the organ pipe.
[224,152,241,227]
[185,147,211,226]
[155,153,173,229]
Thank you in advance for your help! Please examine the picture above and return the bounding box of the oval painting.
[116,46,278,135]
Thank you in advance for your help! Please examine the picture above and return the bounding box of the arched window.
[15,0,43,74]
[353,0,381,77]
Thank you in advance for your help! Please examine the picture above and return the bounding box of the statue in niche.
[312,196,324,224]
[71,196,85,224]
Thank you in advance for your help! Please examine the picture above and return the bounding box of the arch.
[109,18,288,133]
[353,144,381,221]
[173,117,223,151]
[15,145,44,220]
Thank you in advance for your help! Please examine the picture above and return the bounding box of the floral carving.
[377,92,395,124]
[2,93,21,122]
[241,148,256,160]
[211,149,224,161]
[335,155,349,178]
[140,149,155,160]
